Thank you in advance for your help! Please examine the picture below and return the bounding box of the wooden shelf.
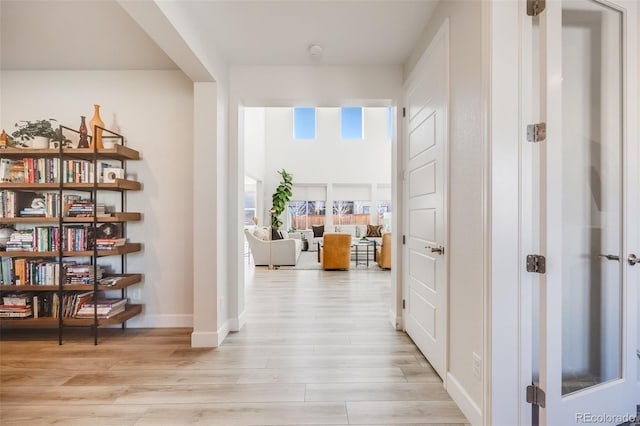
[66,304,142,326]
[0,304,142,327]
[0,213,142,225]
[0,179,141,191]
[0,274,143,292]
[0,243,142,258]
[0,145,140,160]
[65,273,143,291]
[0,139,142,341]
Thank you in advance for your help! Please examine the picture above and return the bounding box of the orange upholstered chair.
[376,232,391,269]
[320,233,352,270]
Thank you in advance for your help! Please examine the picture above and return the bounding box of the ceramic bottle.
[89,104,104,149]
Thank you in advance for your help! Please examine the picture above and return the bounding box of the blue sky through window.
[341,107,363,139]
[293,107,316,139]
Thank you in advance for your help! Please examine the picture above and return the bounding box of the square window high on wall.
[293,107,316,139]
[341,107,363,139]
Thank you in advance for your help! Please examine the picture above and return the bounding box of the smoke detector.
[308,44,323,57]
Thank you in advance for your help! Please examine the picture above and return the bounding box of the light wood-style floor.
[0,265,469,425]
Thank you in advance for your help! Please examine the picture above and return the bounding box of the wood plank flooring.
[0,266,469,425]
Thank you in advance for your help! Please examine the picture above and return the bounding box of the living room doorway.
[239,103,400,322]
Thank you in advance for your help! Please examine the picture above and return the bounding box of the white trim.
[191,331,219,348]
[480,0,493,425]
[447,373,482,426]
[229,310,247,332]
[216,319,230,346]
[389,309,402,330]
[120,314,193,328]
[191,320,230,348]
[489,0,522,425]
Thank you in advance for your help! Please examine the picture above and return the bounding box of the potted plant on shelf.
[10,119,71,149]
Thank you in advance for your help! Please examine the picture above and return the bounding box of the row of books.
[67,200,108,217]
[75,298,127,318]
[0,292,128,319]
[66,264,104,284]
[0,293,32,318]
[0,258,111,286]
[4,158,111,184]
[0,257,62,286]
[3,226,120,252]
[1,190,109,219]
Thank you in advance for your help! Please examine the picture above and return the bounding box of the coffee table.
[352,239,377,267]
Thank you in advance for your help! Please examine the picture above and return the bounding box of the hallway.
[0,268,469,425]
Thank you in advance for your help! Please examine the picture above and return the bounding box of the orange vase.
[89,104,104,149]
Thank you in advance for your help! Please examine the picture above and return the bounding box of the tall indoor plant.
[270,169,293,230]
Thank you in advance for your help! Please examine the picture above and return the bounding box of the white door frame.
[486,0,530,425]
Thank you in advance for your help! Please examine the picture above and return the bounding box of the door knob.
[628,254,640,266]
[426,245,445,255]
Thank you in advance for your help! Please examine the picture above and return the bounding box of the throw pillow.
[271,227,283,240]
[253,228,268,241]
[366,224,383,237]
[312,224,324,238]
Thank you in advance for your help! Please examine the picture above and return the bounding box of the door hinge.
[402,107,406,118]
[526,0,546,16]
[402,235,406,245]
[526,384,546,407]
[527,122,546,142]
[402,299,406,309]
[526,255,546,274]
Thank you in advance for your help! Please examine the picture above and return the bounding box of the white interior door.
[533,0,639,424]
[403,22,448,380]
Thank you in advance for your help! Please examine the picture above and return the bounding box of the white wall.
[258,107,391,227]
[0,70,194,327]
[405,0,484,423]
[244,108,266,182]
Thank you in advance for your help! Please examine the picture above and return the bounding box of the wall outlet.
[472,352,482,381]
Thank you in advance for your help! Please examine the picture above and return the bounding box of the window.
[340,107,363,139]
[333,200,370,225]
[293,107,316,139]
[377,200,392,227]
[388,107,394,140]
[243,192,257,226]
[288,201,325,230]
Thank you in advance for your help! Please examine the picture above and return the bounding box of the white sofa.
[306,224,384,252]
[244,228,302,266]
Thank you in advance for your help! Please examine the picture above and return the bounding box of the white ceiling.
[166,0,438,66]
[0,0,437,70]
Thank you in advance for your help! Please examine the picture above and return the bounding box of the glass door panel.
[560,0,622,396]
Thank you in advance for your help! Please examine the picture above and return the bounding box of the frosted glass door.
[535,0,638,424]
[560,0,622,395]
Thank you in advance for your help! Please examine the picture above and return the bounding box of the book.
[80,298,127,309]
[98,276,124,286]
[0,310,32,318]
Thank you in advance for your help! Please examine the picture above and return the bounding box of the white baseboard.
[216,319,230,345]
[389,309,403,330]
[446,373,482,426]
[228,311,247,332]
[191,331,219,348]
[125,314,193,328]
[190,320,230,348]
